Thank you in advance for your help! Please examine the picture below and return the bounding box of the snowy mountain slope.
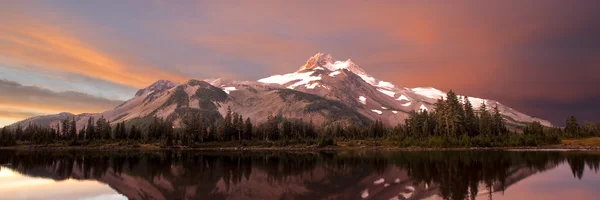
[258,53,552,127]
[10,53,552,130]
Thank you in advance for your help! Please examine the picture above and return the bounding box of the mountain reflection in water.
[0,150,599,200]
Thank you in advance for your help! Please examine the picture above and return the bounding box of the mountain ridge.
[8,53,552,130]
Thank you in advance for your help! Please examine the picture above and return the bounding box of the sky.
[0,0,599,127]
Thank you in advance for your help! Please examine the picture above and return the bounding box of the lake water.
[0,150,599,200]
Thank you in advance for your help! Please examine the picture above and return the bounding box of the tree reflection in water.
[0,150,599,200]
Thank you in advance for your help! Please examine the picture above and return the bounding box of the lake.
[0,149,599,200]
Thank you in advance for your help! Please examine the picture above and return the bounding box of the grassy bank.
[562,137,600,147]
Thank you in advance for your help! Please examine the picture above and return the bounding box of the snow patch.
[460,96,487,109]
[396,95,410,101]
[377,88,396,98]
[358,74,377,85]
[259,71,321,89]
[384,183,390,187]
[305,82,319,89]
[361,189,369,199]
[401,102,412,107]
[411,87,446,99]
[374,178,385,185]
[376,81,395,90]
[392,111,398,114]
[400,192,413,199]
[420,104,428,111]
[381,107,388,109]
[359,96,367,105]
[394,178,400,183]
[400,186,415,199]
[329,71,341,77]
[222,86,237,94]
[371,109,383,115]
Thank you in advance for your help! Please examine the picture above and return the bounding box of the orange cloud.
[0,79,123,126]
[0,12,187,88]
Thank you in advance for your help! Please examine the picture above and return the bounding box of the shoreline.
[2,144,599,151]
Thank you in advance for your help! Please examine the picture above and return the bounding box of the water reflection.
[0,150,599,200]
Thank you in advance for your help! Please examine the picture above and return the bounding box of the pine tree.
[61,119,70,139]
[224,106,233,141]
[491,104,506,136]
[244,117,253,140]
[463,96,478,137]
[433,98,446,136]
[78,128,85,140]
[444,90,465,138]
[129,125,139,140]
[69,117,77,141]
[478,103,492,136]
[183,113,202,143]
[565,116,580,138]
[86,117,95,140]
[15,124,23,141]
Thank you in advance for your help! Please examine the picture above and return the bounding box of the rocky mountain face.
[10,53,552,130]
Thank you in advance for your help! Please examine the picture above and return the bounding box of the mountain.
[9,53,551,130]
[258,53,552,127]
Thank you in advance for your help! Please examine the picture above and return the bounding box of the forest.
[1,90,599,148]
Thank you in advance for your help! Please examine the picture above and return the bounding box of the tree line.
[1,90,599,147]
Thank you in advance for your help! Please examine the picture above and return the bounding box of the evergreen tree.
[86,117,95,140]
[244,117,253,140]
[78,127,85,140]
[95,116,110,140]
[463,96,478,137]
[69,117,77,141]
[61,119,70,139]
[183,114,203,143]
[565,116,580,138]
[15,124,23,141]
[491,104,507,136]
[478,103,492,136]
[129,125,139,140]
[433,98,446,136]
[444,90,465,138]
[224,106,233,141]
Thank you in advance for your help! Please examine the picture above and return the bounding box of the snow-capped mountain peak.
[259,53,552,127]
[299,53,369,77]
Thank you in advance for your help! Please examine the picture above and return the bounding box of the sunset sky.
[1,0,599,126]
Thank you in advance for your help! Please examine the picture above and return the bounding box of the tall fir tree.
[244,117,253,140]
[69,117,77,141]
[463,96,478,137]
[491,104,507,136]
[478,103,493,136]
[61,119,70,139]
[565,116,580,137]
[86,117,95,140]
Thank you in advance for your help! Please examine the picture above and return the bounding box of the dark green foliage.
[113,122,127,140]
[0,126,16,146]
[317,135,335,147]
[95,116,111,140]
[565,116,581,137]
[393,91,563,147]
[69,117,77,141]
[86,117,95,140]
[463,96,478,137]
